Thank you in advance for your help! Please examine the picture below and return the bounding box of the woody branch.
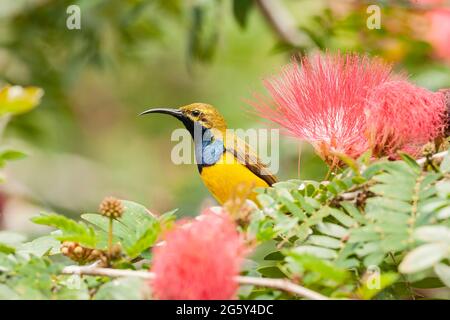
[62,265,329,300]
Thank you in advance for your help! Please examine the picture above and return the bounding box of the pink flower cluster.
[411,0,447,5]
[411,0,450,62]
[425,8,450,61]
[253,52,446,162]
[366,80,445,156]
[150,208,246,300]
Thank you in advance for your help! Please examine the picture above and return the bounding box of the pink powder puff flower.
[252,52,395,164]
[425,8,450,61]
[252,52,448,162]
[410,0,447,6]
[365,80,446,157]
[150,208,246,300]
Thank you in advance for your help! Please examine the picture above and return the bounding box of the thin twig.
[416,150,448,166]
[255,0,310,47]
[235,275,329,300]
[339,191,361,201]
[63,265,155,280]
[61,266,329,300]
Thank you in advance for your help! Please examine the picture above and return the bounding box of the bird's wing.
[225,134,278,186]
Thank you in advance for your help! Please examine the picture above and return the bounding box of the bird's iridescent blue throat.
[194,127,225,171]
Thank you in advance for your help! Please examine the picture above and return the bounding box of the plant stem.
[324,156,339,181]
[61,266,330,300]
[63,265,154,280]
[416,150,448,166]
[235,275,329,300]
[108,217,113,261]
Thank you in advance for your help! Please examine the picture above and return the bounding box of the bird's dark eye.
[191,110,201,117]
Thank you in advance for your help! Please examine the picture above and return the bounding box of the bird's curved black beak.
[139,108,184,120]
[140,107,196,137]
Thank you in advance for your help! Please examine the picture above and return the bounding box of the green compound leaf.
[124,222,160,259]
[357,272,399,300]
[434,263,450,288]
[232,0,253,29]
[32,213,97,248]
[399,243,449,274]
[82,200,161,257]
[94,277,149,300]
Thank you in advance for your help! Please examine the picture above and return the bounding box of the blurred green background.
[0,0,449,232]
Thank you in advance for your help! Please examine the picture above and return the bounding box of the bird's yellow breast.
[200,151,269,204]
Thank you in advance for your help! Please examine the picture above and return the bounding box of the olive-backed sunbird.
[141,103,278,204]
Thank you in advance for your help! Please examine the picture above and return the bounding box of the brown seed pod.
[90,249,102,259]
[74,246,84,256]
[110,243,123,259]
[223,182,256,227]
[60,241,108,265]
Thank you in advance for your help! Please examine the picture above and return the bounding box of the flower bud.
[110,243,122,259]
[99,196,124,219]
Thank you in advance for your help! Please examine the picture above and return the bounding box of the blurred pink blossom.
[410,0,447,6]
[150,208,246,300]
[425,8,450,61]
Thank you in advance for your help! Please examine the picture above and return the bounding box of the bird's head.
[140,103,227,134]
